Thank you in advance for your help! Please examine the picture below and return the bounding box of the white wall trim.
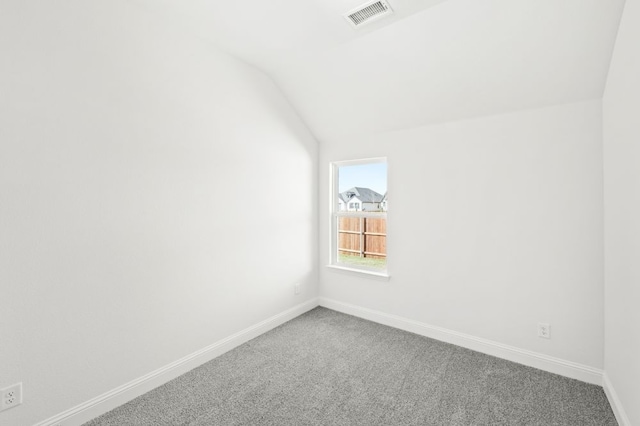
[36,297,615,425]
[602,373,632,426]
[34,298,319,426]
[319,297,604,385]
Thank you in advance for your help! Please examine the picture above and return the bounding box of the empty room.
[1,0,639,425]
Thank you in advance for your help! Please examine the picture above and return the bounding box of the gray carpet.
[84,307,617,425]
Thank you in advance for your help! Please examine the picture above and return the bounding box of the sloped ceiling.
[135,0,626,141]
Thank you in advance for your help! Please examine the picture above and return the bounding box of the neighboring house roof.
[339,187,384,204]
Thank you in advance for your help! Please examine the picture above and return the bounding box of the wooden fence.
[338,217,387,259]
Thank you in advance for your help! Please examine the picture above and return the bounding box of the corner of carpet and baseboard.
[33,297,320,426]
[602,373,632,426]
[317,297,604,386]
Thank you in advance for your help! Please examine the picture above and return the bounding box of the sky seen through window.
[338,163,387,195]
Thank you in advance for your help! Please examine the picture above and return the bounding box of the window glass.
[332,159,387,273]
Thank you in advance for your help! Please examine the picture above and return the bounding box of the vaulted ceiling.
[135,0,626,141]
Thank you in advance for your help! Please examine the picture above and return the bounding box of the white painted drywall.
[320,100,605,369]
[0,1,318,425]
[603,0,640,423]
[133,0,626,143]
[275,0,625,142]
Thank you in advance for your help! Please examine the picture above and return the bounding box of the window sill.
[326,265,391,281]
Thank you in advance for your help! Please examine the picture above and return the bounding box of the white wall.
[320,100,604,370]
[603,0,640,423]
[275,0,625,143]
[0,1,317,425]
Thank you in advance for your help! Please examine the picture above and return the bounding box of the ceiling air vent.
[344,0,394,28]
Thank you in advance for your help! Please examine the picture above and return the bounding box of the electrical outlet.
[1,382,23,412]
[538,323,550,339]
[294,283,301,295]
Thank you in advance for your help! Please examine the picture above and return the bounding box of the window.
[330,158,388,276]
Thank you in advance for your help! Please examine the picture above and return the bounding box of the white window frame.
[328,157,389,279]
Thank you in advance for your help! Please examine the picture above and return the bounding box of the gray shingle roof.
[339,187,384,203]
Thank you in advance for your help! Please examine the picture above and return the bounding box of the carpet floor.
[84,307,617,425]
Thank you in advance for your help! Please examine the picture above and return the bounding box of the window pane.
[337,216,387,270]
[333,158,387,273]
[338,163,387,212]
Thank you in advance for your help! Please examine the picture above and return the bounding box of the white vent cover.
[344,0,394,28]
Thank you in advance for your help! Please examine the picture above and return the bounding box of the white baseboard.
[36,297,615,426]
[603,373,632,426]
[35,298,319,426]
[318,297,603,385]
